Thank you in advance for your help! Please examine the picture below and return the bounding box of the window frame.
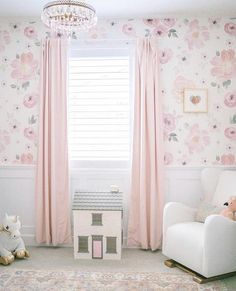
[106,236,117,254]
[78,236,89,253]
[68,41,134,169]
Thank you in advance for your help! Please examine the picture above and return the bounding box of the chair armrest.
[162,202,197,250]
[204,214,236,248]
[203,215,236,276]
[163,202,197,231]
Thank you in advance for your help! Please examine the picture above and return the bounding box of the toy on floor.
[220,196,236,221]
[0,214,29,266]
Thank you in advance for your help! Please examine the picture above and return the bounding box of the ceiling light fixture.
[41,0,97,35]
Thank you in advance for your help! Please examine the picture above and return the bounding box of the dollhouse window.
[78,236,88,253]
[92,213,102,225]
[106,237,117,254]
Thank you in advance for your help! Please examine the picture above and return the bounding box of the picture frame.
[183,88,208,113]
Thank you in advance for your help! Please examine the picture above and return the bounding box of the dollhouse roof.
[72,191,123,211]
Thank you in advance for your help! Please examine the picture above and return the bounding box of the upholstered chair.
[163,168,236,283]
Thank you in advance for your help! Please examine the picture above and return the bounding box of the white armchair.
[163,168,236,283]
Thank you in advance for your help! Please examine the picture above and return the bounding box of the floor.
[5,247,236,290]
[8,247,179,273]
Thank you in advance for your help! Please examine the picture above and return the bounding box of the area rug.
[0,269,227,291]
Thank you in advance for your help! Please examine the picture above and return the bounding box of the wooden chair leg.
[164,259,176,268]
[164,259,236,284]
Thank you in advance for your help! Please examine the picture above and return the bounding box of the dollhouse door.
[92,235,103,259]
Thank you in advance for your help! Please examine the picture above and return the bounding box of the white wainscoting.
[0,165,235,246]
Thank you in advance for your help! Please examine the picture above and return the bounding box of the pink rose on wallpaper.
[24,26,37,39]
[24,127,37,141]
[224,91,236,107]
[0,130,10,153]
[160,18,176,28]
[11,52,38,80]
[211,49,236,80]
[143,18,160,27]
[224,23,236,36]
[185,124,210,154]
[173,76,195,103]
[164,152,173,165]
[23,92,38,108]
[224,127,236,141]
[159,48,173,64]
[0,30,10,52]
[184,19,209,49]
[122,24,136,36]
[152,24,168,37]
[20,153,33,164]
[221,153,235,165]
[163,113,176,132]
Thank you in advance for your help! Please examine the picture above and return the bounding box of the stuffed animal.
[0,214,29,265]
[220,196,236,221]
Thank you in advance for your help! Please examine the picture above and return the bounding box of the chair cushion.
[164,222,204,274]
[212,171,236,206]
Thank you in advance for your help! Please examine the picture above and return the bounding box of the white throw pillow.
[195,202,223,223]
[212,171,236,206]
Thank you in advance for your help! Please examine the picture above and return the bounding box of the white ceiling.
[0,0,235,18]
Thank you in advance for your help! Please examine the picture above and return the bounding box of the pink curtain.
[128,38,165,251]
[35,38,72,245]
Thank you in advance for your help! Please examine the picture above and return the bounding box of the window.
[92,213,102,226]
[78,236,88,253]
[68,44,133,167]
[106,237,117,254]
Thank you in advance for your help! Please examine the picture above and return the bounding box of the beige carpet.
[2,247,236,290]
[0,269,227,291]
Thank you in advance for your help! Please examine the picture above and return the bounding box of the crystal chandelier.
[41,0,97,35]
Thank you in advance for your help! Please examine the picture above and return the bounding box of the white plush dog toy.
[0,214,29,265]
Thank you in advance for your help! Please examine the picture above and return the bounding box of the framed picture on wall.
[183,88,208,113]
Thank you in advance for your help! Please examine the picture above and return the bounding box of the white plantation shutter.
[68,46,132,163]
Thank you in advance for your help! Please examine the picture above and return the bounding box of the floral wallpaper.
[0,16,235,166]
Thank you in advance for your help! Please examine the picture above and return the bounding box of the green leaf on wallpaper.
[28,115,37,125]
[71,32,77,40]
[216,156,220,162]
[216,51,220,56]
[16,154,20,160]
[168,133,178,142]
[168,29,178,38]
[211,82,217,87]
[222,80,231,88]
[11,84,16,89]
[35,41,41,46]
[22,81,30,90]
[230,114,236,124]
[16,54,20,59]
[184,19,189,24]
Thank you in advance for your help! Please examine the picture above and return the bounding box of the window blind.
[68,52,131,161]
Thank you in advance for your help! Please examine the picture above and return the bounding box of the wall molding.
[1,165,236,246]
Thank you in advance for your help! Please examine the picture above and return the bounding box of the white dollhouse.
[72,191,123,260]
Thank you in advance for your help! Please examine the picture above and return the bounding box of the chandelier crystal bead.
[41,0,97,35]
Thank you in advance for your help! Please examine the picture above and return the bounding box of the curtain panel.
[35,38,72,245]
[128,38,165,251]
